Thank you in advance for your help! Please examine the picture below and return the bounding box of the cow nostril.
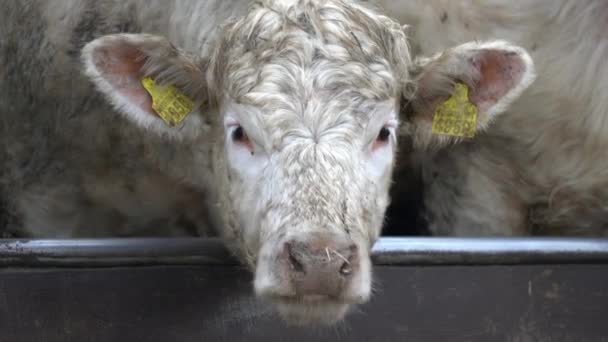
[286,243,305,273]
[289,253,305,273]
[339,244,358,276]
[339,261,352,276]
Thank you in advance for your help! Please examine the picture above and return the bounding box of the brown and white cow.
[0,0,534,324]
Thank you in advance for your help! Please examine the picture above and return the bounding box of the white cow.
[0,0,535,324]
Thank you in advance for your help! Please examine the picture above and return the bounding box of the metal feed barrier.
[1,237,607,341]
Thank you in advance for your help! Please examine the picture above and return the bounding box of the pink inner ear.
[92,44,154,115]
[468,50,525,112]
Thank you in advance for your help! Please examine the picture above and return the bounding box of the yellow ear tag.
[431,83,478,138]
[141,77,194,127]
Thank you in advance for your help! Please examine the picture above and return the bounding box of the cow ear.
[82,33,209,140]
[401,40,536,150]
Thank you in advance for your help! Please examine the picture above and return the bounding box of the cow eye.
[376,127,391,142]
[230,125,254,153]
[232,126,249,143]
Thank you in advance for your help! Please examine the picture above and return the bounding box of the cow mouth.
[272,296,353,326]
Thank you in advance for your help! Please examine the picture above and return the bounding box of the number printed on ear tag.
[431,83,478,138]
[141,77,194,127]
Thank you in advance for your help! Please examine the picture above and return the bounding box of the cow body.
[379,0,608,236]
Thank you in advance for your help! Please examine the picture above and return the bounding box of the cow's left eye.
[376,127,391,143]
[371,125,394,151]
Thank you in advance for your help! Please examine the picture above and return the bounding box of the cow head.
[82,0,535,326]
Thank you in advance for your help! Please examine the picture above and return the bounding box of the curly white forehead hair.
[208,0,415,103]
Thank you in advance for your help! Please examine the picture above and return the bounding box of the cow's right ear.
[82,33,209,140]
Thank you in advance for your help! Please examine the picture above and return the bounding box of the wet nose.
[279,234,359,298]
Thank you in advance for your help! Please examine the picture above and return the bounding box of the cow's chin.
[273,298,352,326]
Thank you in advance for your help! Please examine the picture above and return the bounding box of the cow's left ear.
[82,33,209,140]
[401,40,536,150]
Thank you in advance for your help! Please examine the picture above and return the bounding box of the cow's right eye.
[231,125,253,152]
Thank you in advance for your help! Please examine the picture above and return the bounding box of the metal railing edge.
[1,237,608,267]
